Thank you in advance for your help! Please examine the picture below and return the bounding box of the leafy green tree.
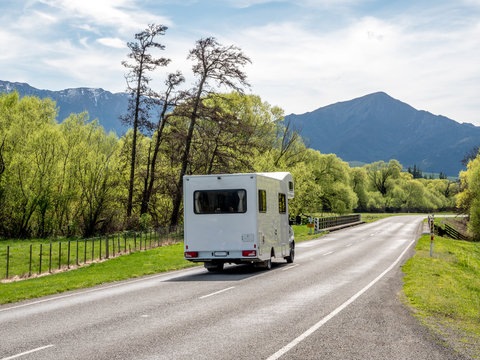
[457,153,480,240]
[0,92,57,237]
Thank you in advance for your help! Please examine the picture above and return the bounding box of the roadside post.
[429,214,434,257]
[307,217,314,234]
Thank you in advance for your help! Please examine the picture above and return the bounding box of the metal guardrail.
[314,214,362,233]
[444,223,468,240]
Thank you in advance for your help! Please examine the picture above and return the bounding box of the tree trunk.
[126,58,144,218]
[170,80,205,226]
[140,100,170,215]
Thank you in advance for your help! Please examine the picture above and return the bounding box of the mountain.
[0,80,129,135]
[285,92,480,176]
[2,81,477,175]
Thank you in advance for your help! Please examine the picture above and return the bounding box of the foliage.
[0,93,120,238]
[457,152,480,240]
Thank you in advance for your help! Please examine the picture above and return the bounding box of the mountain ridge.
[285,92,480,176]
[0,80,130,135]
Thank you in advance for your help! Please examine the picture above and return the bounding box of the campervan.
[183,172,295,271]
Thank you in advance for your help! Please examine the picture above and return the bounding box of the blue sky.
[1,0,479,125]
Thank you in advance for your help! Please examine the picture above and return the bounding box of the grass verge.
[0,242,198,305]
[402,235,480,358]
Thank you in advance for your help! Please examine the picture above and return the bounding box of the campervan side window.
[258,190,267,212]
[194,189,247,214]
[278,193,286,214]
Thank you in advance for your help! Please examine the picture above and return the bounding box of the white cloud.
[38,0,172,33]
[97,37,127,49]
[227,14,480,125]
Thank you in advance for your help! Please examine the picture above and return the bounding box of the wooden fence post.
[39,244,43,274]
[29,244,32,277]
[6,246,9,279]
[106,235,109,259]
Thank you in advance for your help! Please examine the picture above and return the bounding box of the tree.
[365,160,402,196]
[140,72,185,215]
[121,24,170,219]
[170,37,251,226]
[457,153,480,240]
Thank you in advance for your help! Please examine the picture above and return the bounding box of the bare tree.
[462,145,480,166]
[140,72,185,215]
[121,24,170,218]
[170,37,251,226]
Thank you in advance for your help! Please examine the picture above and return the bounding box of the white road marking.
[1,344,54,360]
[199,286,235,299]
[322,251,334,256]
[345,243,353,247]
[281,264,299,271]
[266,236,416,360]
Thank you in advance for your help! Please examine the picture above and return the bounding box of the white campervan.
[183,172,295,271]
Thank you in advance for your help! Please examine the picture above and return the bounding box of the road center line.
[281,264,299,271]
[199,286,235,299]
[1,344,54,360]
[322,251,334,256]
[266,236,416,360]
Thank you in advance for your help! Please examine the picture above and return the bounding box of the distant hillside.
[0,80,129,135]
[286,92,480,176]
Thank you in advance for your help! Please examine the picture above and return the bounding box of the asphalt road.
[0,215,469,360]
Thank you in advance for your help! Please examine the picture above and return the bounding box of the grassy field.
[402,235,480,358]
[0,230,181,280]
[0,224,334,304]
[0,242,198,304]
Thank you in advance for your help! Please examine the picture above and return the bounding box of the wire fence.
[1,226,183,281]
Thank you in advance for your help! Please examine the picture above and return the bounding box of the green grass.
[403,235,480,358]
[0,231,181,280]
[0,242,198,304]
[292,224,329,242]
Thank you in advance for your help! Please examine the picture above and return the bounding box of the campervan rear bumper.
[184,250,263,264]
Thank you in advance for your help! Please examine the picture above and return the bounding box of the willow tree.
[170,37,251,226]
[121,24,170,219]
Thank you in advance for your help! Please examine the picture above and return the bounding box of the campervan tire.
[205,262,224,272]
[285,246,294,263]
[264,258,272,270]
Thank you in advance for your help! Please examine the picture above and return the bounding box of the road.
[0,215,468,360]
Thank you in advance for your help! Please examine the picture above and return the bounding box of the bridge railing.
[314,214,361,233]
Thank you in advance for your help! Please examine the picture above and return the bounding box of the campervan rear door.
[184,174,258,255]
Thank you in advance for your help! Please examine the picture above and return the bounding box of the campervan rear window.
[194,189,247,214]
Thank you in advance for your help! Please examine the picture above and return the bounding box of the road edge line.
[1,344,54,360]
[266,235,417,360]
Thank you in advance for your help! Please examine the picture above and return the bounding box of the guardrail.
[444,223,468,240]
[314,214,362,233]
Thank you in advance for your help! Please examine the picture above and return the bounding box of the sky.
[1,0,479,125]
